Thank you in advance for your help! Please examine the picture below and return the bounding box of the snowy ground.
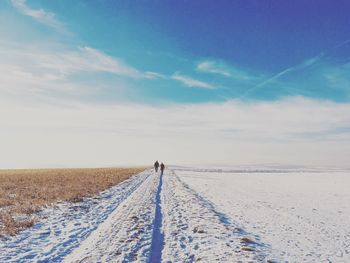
[65,170,159,262]
[176,166,350,262]
[1,166,349,262]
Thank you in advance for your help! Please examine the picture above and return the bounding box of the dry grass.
[0,167,145,236]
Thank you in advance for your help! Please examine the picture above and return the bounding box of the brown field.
[0,167,145,236]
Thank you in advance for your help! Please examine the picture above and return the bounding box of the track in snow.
[2,168,274,262]
[65,171,161,262]
[0,170,151,263]
[64,169,271,262]
[148,172,165,263]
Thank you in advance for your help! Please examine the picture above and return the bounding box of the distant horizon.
[2,162,350,171]
[1,0,350,168]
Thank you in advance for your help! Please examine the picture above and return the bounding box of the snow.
[161,169,270,262]
[1,166,349,262]
[0,170,150,262]
[65,171,160,262]
[176,166,350,262]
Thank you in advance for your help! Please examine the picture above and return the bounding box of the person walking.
[160,162,165,176]
[154,160,159,172]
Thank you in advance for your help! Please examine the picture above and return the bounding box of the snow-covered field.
[1,166,349,262]
[176,166,350,262]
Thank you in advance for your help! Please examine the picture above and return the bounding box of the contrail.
[240,53,324,98]
[240,39,350,98]
[332,38,350,50]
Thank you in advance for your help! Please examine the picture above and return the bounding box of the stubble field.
[0,167,145,236]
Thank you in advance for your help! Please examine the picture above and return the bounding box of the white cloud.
[197,61,232,77]
[8,1,161,81]
[0,43,148,98]
[1,97,350,168]
[11,0,64,31]
[171,73,214,89]
[78,47,143,78]
[144,71,167,79]
[196,60,256,82]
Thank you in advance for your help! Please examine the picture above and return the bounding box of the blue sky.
[1,0,350,168]
[2,0,350,103]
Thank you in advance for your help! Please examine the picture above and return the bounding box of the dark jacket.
[154,161,159,168]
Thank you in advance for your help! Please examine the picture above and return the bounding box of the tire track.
[1,170,151,263]
[64,172,160,263]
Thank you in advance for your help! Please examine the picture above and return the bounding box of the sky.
[1,0,350,168]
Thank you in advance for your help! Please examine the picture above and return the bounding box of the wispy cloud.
[11,0,64,31]
[1,44,145,78]
[79,47,143,78]
[171,72,214,89]
[197,61,232,77]
[196,60,258,82]
[144,71,167,79]
[0,42,150,99]
[324,62,350,91]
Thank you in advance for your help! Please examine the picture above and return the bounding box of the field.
[0,167,145,236]
[1,166,349,262]
[177,167,350,261]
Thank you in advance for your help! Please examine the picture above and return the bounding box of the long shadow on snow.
[171,170,272,261]
[148,172,165,263]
